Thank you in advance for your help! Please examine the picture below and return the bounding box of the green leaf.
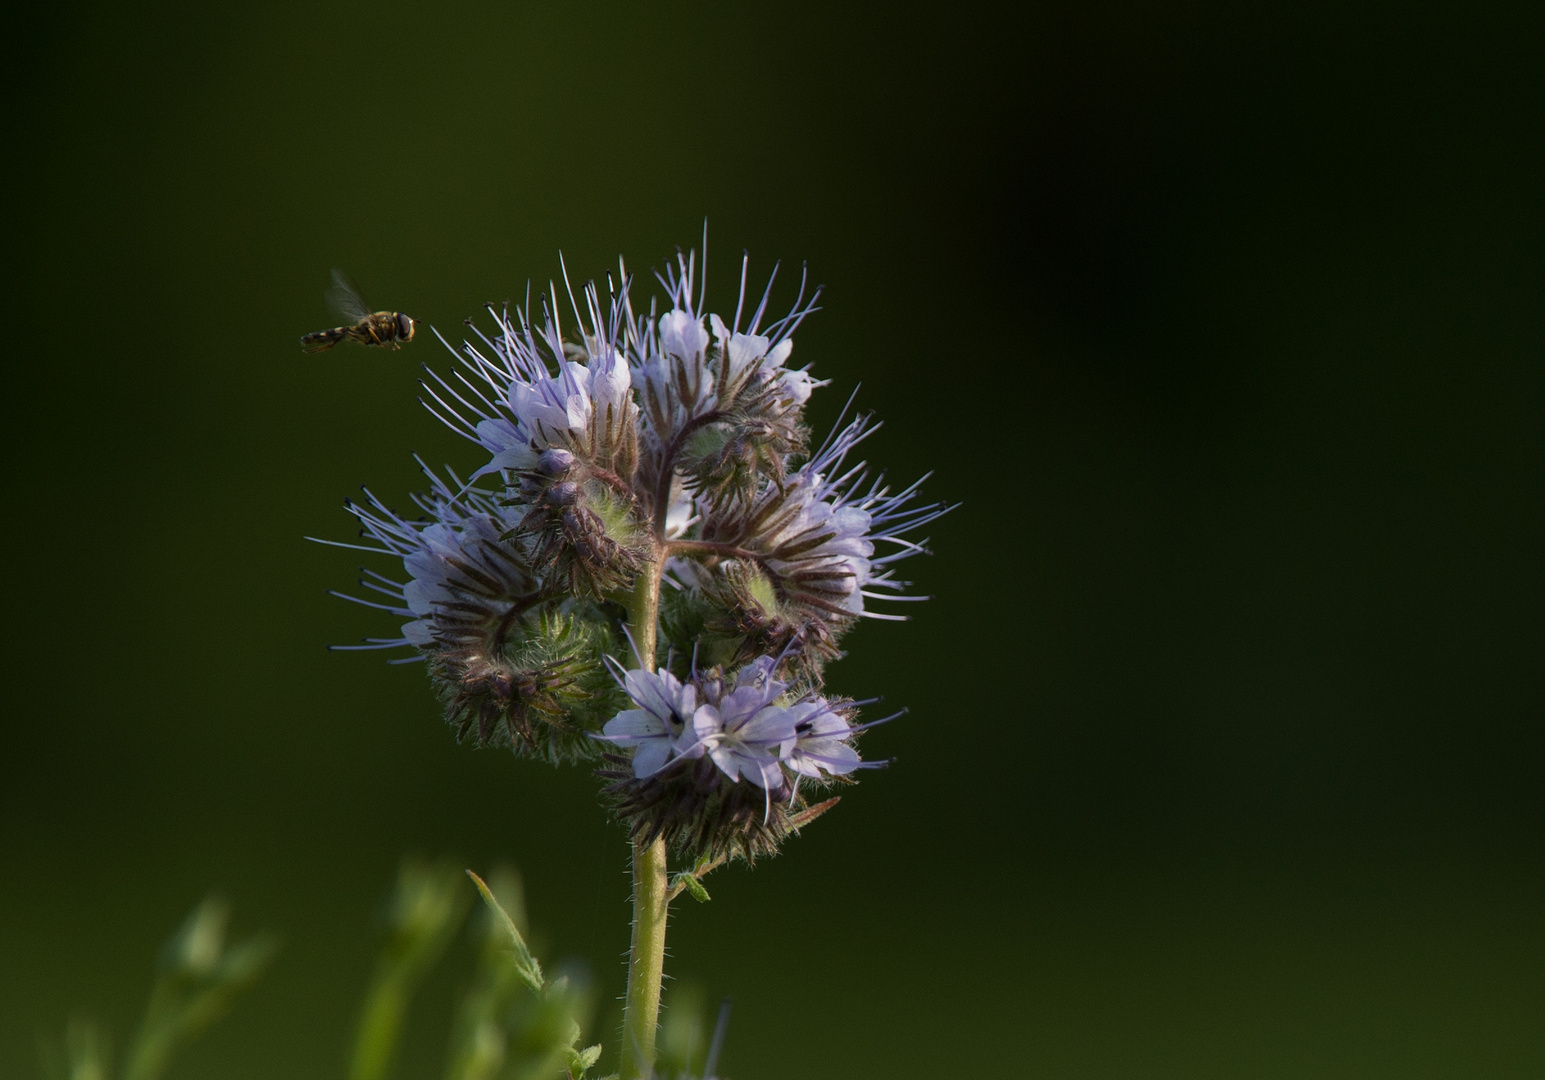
[679,873,711,903]
[466,870,544,992]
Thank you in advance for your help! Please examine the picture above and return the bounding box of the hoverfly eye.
[397,313,415,340]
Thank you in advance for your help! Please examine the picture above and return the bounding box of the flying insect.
[300,269,416,353]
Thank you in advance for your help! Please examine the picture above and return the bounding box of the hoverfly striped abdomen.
[300,270,416,353]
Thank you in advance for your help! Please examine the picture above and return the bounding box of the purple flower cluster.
[596,656,888,827]
[322,236,948,856]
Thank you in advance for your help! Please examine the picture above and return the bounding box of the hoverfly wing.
[325,267,372,323]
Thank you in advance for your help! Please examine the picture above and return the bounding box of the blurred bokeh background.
[4,1,1544,1076]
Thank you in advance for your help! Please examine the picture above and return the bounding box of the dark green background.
[4,2,1543,1077]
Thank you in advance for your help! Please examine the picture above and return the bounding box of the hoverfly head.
[396,313,416,342]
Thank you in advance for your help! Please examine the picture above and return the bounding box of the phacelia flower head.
[321,234,950,864]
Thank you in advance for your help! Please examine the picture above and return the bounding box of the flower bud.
[537,447,575,477]
[521,480,649,598]
[435,610,623,761]
[546,480,580,506]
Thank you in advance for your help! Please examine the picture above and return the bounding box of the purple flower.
[678,658,794,791]
[597,656,804,790]
[658,309,710,368]
[709,314,825,406]
[597,669,699,778]
[596,653,879,806]
[781,699,861,779]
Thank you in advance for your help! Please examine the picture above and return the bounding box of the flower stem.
[620,834,668,1078]
[619,557,667,1079]
[625,557,660,673]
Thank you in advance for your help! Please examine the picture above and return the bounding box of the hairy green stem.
[619,557,667,1078]
[620,834,668,1078]
[625,558,660,672]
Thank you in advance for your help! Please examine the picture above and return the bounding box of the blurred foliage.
[43,865,738,1080]
[655,988,731,1080]
[40,898,275,1080]
[447,868,600,1080]
[347,859,610,1080]
[350,858,472,1080]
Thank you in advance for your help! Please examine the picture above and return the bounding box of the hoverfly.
[300,268,416,353]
